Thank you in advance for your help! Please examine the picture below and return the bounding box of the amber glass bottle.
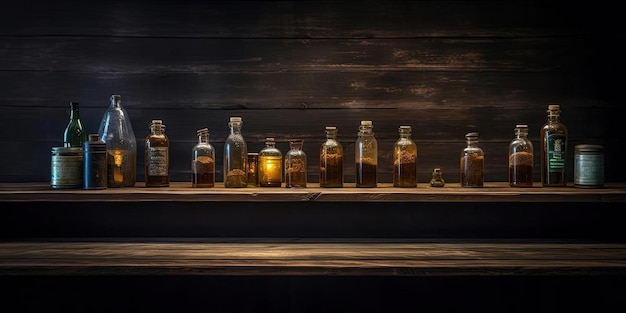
[460,132,484,187]
[509,124,534,187]
[191,128,215,188]
[540,104,568,186]
[393,125,417,187]
[355,120,378,188]
[258,137,282,187]
[145,119,169,187]
[320,126,343,187]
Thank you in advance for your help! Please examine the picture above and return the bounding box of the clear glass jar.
[509,124,534,187]
[223,117,248,188]
[98,94,137,188]
[285,139,307,188]
[320,126,343,188]
[259,137,282,187]
[540,104,568,186]
[393,125,417,187]
[460,132,484,187]
[144,119,169,187]
[355,120,378,188]
[191,127,215,188]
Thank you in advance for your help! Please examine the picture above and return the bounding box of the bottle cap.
[151,119,163,124]
[360,120,372,126]
[399,125,411,130]
[88,134,101,142]
[230,117,242,122]
[265,137,275,142]
[548,104,560,111]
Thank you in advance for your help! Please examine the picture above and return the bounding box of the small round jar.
[574,144,604,188]
[51,147,83,189]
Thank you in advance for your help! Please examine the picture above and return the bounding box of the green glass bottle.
[63,101,87,148]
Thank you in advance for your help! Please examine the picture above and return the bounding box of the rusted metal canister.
[574,144,604,188]
[51,147,83,189]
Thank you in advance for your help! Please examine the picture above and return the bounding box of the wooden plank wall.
[0,1,622,184]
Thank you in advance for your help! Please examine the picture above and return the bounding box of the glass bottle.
[355,120,377,188]
[285,139,307,188]
[540,104,568,187]
[191,127,215,188]
[258,137,282,187]
[223,116,248,188]
[393,125,417,187]
[509,124,534,187]
[247,153,259,187]
[144,119,169,187]
[63,101,87,148]
[319,126,343,188]
[98,94,137,187]
[429,168,445,187]
[460,132,484,188]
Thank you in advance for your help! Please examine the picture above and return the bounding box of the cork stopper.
[548,104,560,111]
[325,126,337,130]
[515,124,528,129]
[88,134,100,142]
[197,127,209,136]
[360,120,373,126]
[465,132,479,139]
[265,137,275,142]
[229,117,242,122]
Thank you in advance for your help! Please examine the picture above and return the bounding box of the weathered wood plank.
[2,241,626,276]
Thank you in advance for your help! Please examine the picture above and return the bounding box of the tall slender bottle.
[191,128,215,188]
[509,124,534,187]
[319,126,343,187]
[144,119,169,187]
[393,125,417,187]
[63,101,87,148]
[285,139,307,188]
[355,120,378,188]
[460,132,484,187]
[540,104,568,186]
[98,94,137,187]
[259,137,282,187]
[223,117,248,187]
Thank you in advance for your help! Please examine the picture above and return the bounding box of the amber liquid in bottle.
[145,120,170,187]
[320,126,343,187]
[192,156,215,187]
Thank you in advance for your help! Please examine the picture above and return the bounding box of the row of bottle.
[61,95,592,188]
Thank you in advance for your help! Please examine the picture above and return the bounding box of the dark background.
[0,1,622,185]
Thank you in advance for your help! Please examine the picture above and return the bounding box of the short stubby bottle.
[98,94,137,188]
[355,120,378,188]
[144,119,169,187]
[223,117,248,187]
[191,127,215,188]
[259,137,282,187]
[285,139,307,188]
[393,125,417,187]
[320,126,343,188]
[509,124,534,187]
[429,168,445,187]
[460,132,484,187]
[540,104,568,187]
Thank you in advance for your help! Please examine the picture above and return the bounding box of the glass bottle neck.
[70,105,80,120]
[198,134,209,143]
[229,122,242,134]
[110,95,122,108]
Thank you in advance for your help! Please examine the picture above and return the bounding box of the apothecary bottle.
[97,94,137,187]
[429,168,445,187]
[191,127,215,188]
[63,101,87,148]
[393,125,417,187]
[144,119,169,187]
[285,139,307,188]
[509,124,534,187]
[540,104,568,187]
[223,117,248,187]
[319,126,343,187]
[355,120,378,187]
[460,132,484,188]
[258,137,282,187]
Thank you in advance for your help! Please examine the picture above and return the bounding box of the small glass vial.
[145,119,169,187]
[247,153,259,187]
[259,137,282,187]
[574,144,604,188]
[191,128,215,188]
[393,125,417,187]
[83,134,107,190]
[460,132,484,188]
[429,168,445,187]
[509,124,534,187]
[224,116,248,187]
[540,104,568,187]
[320,126,343,188]
[355,120,378,188]
[285,139,307,188]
